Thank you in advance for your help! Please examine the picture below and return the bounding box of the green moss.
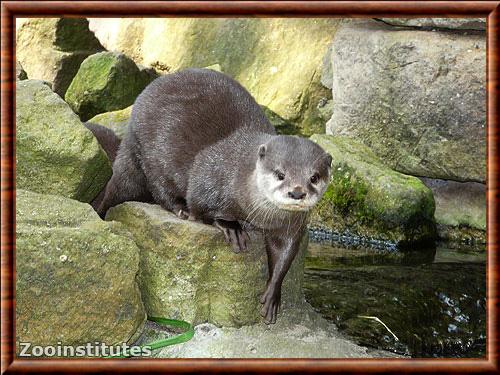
[54,18,104,52]
[310,134,436,245]
[16,80,112,202]
[88,105,132,139]
[260,105,301,136]
[65,52,155,121]
[16,190,145,350]
[107,202,307,327]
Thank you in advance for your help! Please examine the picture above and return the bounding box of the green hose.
[105,316,195,358]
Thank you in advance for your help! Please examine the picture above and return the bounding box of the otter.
[84,122,121,163]
[97,68,332,324]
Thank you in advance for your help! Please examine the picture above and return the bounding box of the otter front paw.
[260,285,281,324]
[176,208,189,220]
[214,219,250,253]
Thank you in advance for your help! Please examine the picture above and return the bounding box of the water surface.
[303,240,486,358]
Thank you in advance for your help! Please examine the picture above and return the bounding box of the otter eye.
[275,170,285,181]
[310,174,319,184]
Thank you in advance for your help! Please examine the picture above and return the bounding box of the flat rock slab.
[16,190,146,352]
[310,134,436,247]
[16,79,112,203]
[155,305,402,358]
[106,202,307,327]
[326,19,486,183]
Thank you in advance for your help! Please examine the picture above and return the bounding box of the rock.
[260,105,299,135]
[138,64,160,82]
[88,105,132,139]
[320,41,334,89]
[317,98,333,122]
[16,80,112,202]
[420,178,486,244]
[204,63,222,72]
[16,61,28,80]
[16,18,104,96]
[309,134,436,246]
[88,18,340,136]
[106,202,307,327]
[377,18,486,31]
[16,190,146,352]
[65,51,155,121]
[326,19,486,183]
[155,305,402,358]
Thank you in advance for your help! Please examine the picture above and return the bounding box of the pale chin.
[274,203,312,212]
[269,194,316,212]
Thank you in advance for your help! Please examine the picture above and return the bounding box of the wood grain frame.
[1,1,498,373]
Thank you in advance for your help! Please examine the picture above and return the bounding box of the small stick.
[357,315,400,342]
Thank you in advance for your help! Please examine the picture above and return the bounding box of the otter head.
[255,136,332,212]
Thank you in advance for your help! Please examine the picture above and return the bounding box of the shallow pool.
[303,240,486,358]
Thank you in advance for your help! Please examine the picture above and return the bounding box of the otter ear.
[258,144,266,158]
[323,153,333,168]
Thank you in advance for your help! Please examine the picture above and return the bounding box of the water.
[303,240,486,358]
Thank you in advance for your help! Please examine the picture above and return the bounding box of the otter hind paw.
[214,219,250,253]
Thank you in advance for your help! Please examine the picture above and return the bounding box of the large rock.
[16,18,104,96]
[88,18,340,136]
[310,135,436,246]
[326,19,486,183]
[65,52,156,121]
[377,18,486,31]
[16,190,146,352]
[16,80,112,202]
[421,178,486,244]
[106,202,307,327]
[156,306,401,358]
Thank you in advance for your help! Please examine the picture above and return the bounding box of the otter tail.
[84,122,122,212]
[84,122,121,163]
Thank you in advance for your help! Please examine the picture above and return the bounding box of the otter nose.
[288,187,306,200]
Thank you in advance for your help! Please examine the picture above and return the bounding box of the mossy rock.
[88,18,340,136]
[326,19,486,182]
[88,105,132,139]
[65,52,155,121]
[16,190,146,354]
[16,18,104,96]
[310,134,436,246]
[16,79,112,202]
[106,202,307,327]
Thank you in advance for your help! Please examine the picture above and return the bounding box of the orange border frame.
[1,1,498,373]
